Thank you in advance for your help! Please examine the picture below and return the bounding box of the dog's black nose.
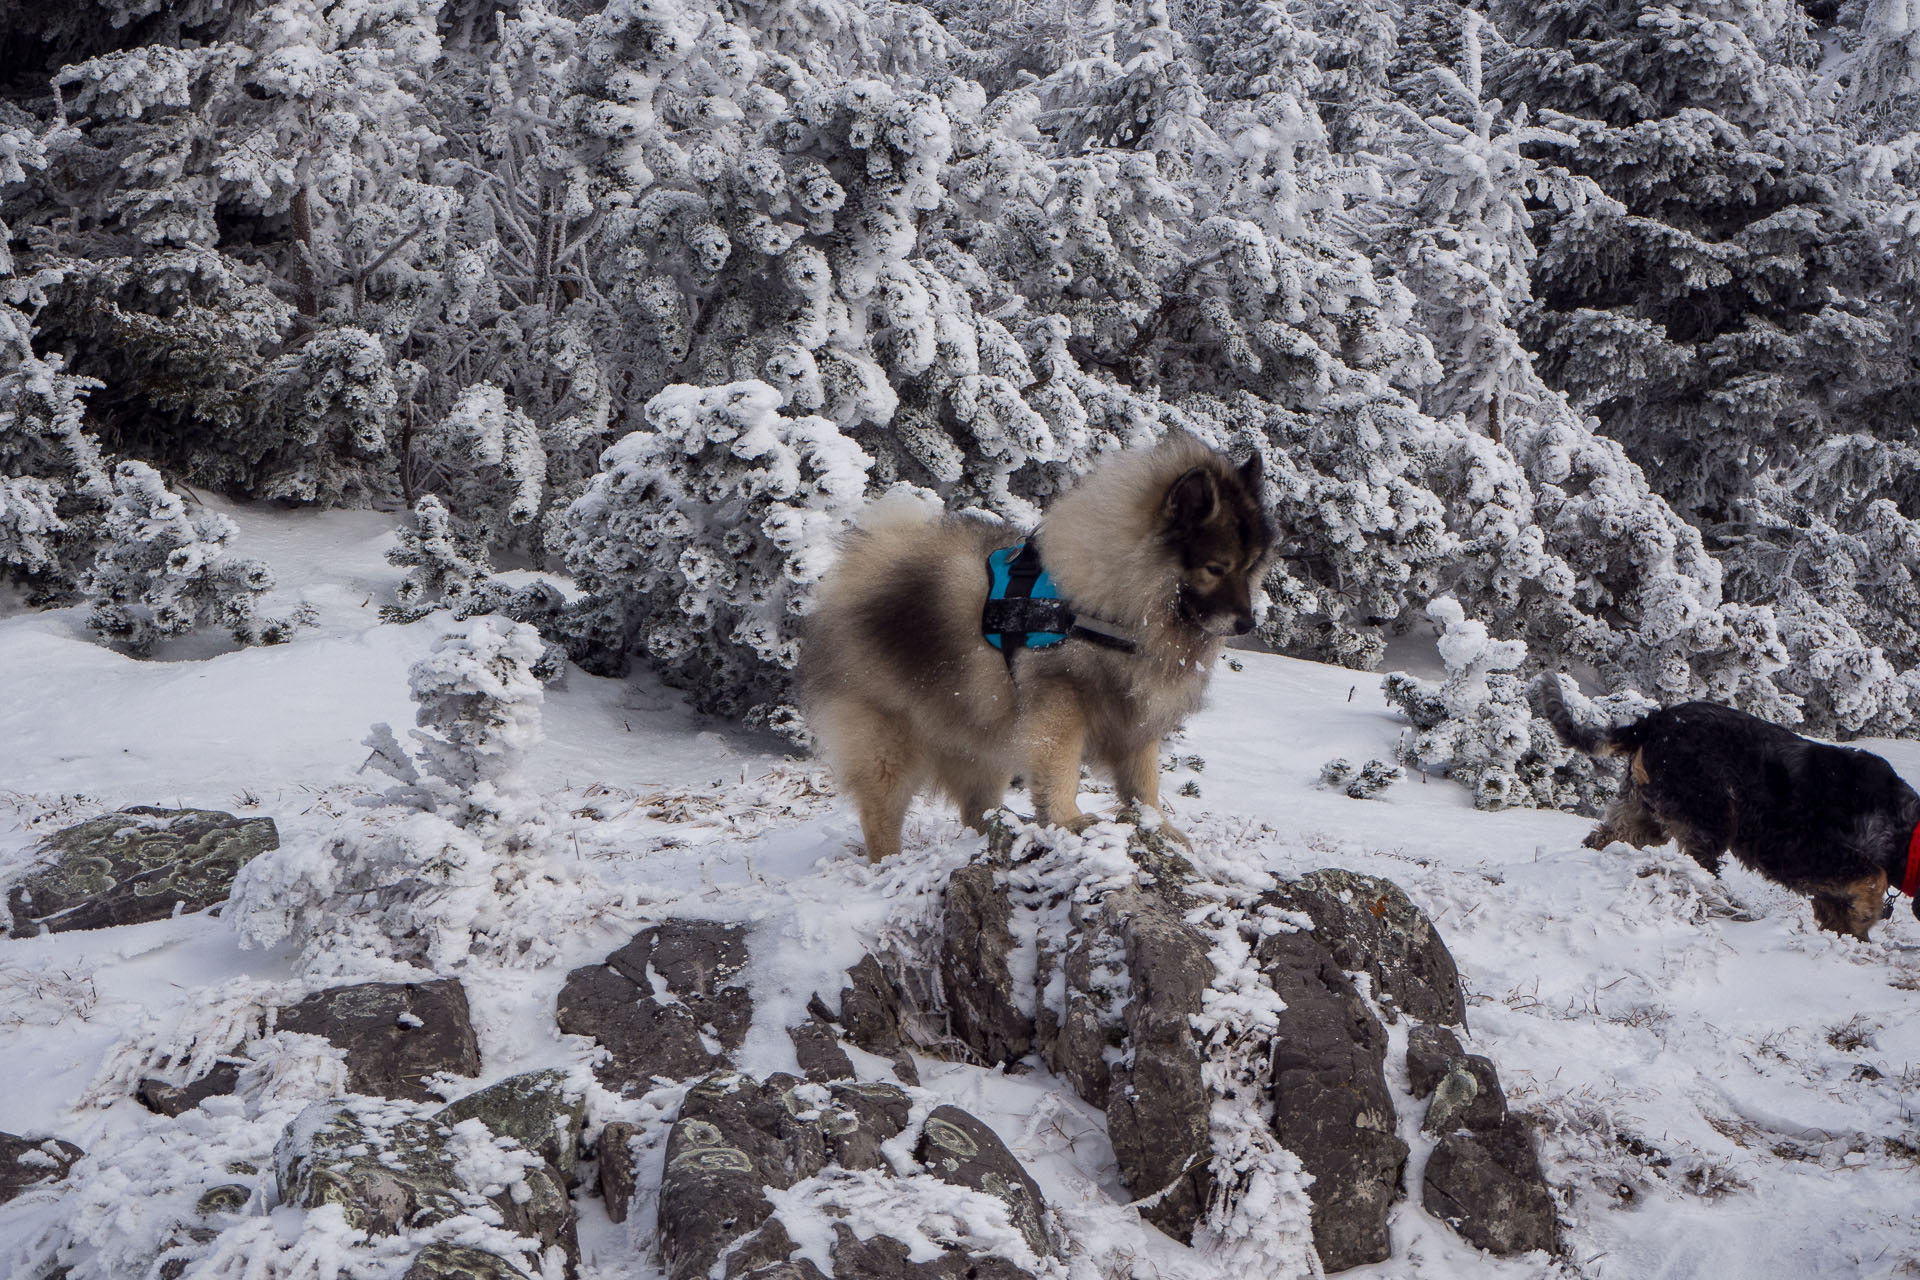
[1232,613,1254,635]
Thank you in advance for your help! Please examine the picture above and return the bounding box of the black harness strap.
[981,540,1138,669]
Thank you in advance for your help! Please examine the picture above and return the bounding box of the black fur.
[1536,675,1920,937]
[1164,456,1274,636]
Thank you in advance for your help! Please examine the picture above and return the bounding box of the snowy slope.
[1,505,1917,1279]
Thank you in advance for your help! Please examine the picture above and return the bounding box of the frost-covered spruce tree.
[9,0,450,505]
[232,618,579,973]
[1478,0,1920,738]
[79,461,304,654]
[0,313,110,599]
[0,131,113,600]
[561,380,871,730]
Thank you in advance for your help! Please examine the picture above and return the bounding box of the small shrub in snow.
[1385,597,1643,812]
[384,494,566,629]
[369,617,552,823]
[232,619,587,973]
[80,460,308,654]
[560,380,872,731]
[1320,758,1403,799]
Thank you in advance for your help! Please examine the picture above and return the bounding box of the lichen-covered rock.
[276,1104,467,1237]
[276,979,481,1102]
[1424,1118,1559,1256]
[657,1072,1045,1280]
[1,1131,83,1205]
[277,1098,577,1274]
[1421,1055,1507,1136]
[438,1068,585,1186]
[558,920,752,1093]
[1259,928,1408,1271]
[404,1243,531,1280]
[1265,869,1465,1026]
[658,1073,824,1280]
[915,1105,1051,1259]
[4,808,278,936]
[193,1183,252,1215]
[940,864,1032,1067]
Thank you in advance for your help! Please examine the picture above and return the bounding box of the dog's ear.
[1165,467,1219,529]
[1238,450,1263,492]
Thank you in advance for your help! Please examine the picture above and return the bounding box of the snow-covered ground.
[2,504,1917,1279]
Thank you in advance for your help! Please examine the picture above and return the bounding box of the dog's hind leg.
[935,752,1008,834]
[1112,737,1191,848]
[1661,793,1737,878]
[829,703,923,863]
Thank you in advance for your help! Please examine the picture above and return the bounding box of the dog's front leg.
[1023,684,1095,834]
[1114,738,1192,849]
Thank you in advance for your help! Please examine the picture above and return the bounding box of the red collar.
[1903,821,1920,899]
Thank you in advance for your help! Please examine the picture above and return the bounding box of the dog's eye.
[1202,562,1227,577]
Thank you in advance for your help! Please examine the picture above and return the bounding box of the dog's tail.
[1531,673,1643,758]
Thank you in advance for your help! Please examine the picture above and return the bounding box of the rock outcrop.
[1,1131,83,1205]
[3,807,278,936]
[557,920,752,1092]
[656,1071,1052,1280]
[276,978,482,1102]
[929,820,1556,1269]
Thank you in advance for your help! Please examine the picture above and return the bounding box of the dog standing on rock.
[801,434,1274,862]
[1535,673,1920,940]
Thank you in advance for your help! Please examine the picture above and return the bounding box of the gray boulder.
[1259,928,1409,1272]
[596,1121,641,1225]
[137,1060,242,1117]
[1424,1118,1559,1256]
[788,1010,856,1082]
[557,920,751,1093]
[1402,1020,1559,1255]
[816,953,920,1084]
[1264,869,1465,1026]
[276,979,481,1102]
[438,1069,585,1187]
[4,808,278,936]
[1,1132,83,1205]
[1099,888,1216,1243]
[1405,1022,1466,1099]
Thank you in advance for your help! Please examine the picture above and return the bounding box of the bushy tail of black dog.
[1531,673,1644,757]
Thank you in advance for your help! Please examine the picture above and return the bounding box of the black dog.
[1537,675,1920,940]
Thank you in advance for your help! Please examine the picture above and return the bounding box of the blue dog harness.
[981,540,1139,667]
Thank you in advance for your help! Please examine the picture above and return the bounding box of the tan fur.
[1811,870,1890,940]
[801,435,1270,861]
[1630,749,1650,785]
